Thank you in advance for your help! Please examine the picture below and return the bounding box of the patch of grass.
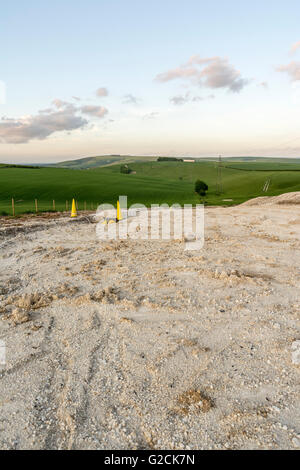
[175,389,214,415]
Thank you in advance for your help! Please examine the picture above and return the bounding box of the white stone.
[291,340,300,365]
[292,437,300,448]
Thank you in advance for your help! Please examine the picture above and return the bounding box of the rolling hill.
[0,158,299,215]
[48,155,300,170]
[49,155,158,169]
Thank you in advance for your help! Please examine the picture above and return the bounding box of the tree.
[120,164,131,174]
[195,180,208,197]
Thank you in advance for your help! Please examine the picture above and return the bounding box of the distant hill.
[47,155,300,170]
[1,156,300,170]
[192,156,300,163]
[49,155,157,170]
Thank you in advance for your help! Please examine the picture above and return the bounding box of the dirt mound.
[241,192,300,206]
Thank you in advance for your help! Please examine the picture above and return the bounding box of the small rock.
[292,437,300,448]
[291,340,300,365]
[10,308,31,326]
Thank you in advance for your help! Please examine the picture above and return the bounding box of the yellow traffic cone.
[117,201,122,221]
[71,199,77,218]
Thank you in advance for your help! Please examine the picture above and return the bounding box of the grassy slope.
[223,162,300,171]
[0,160,299,215]
[99,160,300,202]
[51,155,157,169]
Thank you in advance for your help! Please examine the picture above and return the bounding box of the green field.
[0,159,300,215]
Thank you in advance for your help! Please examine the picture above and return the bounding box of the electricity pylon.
[216,155,223,194]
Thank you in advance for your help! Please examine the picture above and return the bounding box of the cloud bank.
[156,55,249,93]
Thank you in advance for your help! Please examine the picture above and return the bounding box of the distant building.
[184,159,195,163]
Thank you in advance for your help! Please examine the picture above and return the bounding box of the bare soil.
[0,197,299,450]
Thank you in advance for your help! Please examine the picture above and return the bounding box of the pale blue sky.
[1,0,300,162]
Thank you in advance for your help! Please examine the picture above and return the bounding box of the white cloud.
[170,93,190,105]
[80,105,108,118]
[142,112,159,120]
[0,109,87,144]
[170,92,215,105]
[277,61,300,81]
[38,107,53,114]
[52,99,71,109]
[96,87,109,97]
[192,94,215,101]
[259,81,268,89]
[290,41,300,55]
[0,98,108,144]
[122,94,140,104]
[156,55,249,93]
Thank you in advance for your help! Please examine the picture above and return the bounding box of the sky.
[1,0,300,163]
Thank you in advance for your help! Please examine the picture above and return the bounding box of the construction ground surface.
[0,194,299,450]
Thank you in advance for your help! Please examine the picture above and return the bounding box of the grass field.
[0,159,299,215]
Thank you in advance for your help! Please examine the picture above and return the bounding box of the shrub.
[195,180,208,197]
[120,165,132,174]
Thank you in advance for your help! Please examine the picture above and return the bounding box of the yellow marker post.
[117,201,122,222]
[71,198,77,218]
